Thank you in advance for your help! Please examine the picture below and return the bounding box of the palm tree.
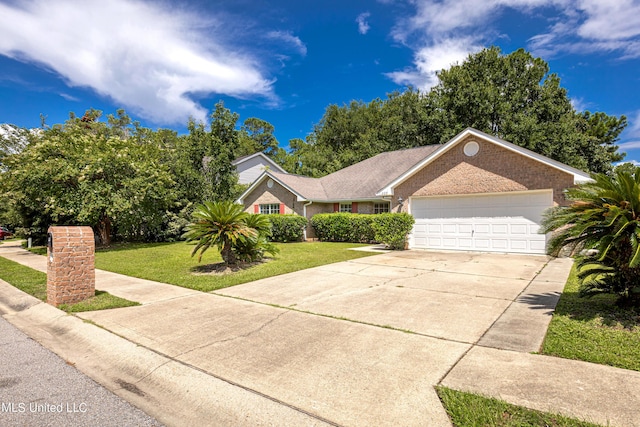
[233,213,279,262]
[183,201,256,265]
[541,166,640,307]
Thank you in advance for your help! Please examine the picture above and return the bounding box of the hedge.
[310,212,414,249]
[265,214,308,242]
[310,213,376,243]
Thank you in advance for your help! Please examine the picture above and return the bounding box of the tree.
[232,213,279,262]
[294,47,626,176]
[425,47,625,173]
[182,201,257,265]
[0,110,174,245]
[0,124,33,170]
[541,167,640,307]
[185,102,240,201]
[237,117,280,158]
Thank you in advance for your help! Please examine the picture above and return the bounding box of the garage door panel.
[474,239,490,248]
[492,224,508,234]
[474,224,490,234]
[410,192,551,254]
[510,224,528,235]
[442,224,457,233]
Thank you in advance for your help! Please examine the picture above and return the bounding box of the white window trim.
[374,202,390,214]
[260,203,280,215]
[339,203,352,213]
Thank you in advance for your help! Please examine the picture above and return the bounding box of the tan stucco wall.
[242,180,338,238]
[242,179,301,215]
[392,136,575,212]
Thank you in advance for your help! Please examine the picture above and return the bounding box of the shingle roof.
[270,145,440,201]
[269,171,329,200]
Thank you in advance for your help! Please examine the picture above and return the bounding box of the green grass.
[58,290,140,312]
[541,265,640,371]
[93,241,377,292]
[0,255,48,301]
[0,257,140,312]
[436,387,603,427]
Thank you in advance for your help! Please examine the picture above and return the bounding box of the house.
[237,128,591,254]
[233,152,287,185]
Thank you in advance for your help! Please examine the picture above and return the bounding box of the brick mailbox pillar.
[47,226,95,307]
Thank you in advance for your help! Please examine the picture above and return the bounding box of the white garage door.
[410,191,552,254]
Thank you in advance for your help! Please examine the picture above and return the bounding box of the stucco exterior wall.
[392,136,574,212]
[242,179,300,215]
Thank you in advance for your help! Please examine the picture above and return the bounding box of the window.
[339,203,352,213]
[374,203,390,214]
[260,204,280,214]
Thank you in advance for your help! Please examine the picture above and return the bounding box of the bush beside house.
[310,213,376,243]
[265,214,308,242]
[311,213,414,249]
[372,213,415,250]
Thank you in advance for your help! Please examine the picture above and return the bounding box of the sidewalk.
[1,240,640,426]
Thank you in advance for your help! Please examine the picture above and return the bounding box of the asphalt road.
[0,315,163,427]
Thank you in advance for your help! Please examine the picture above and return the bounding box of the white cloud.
[570,97,587,112]
[618,110,640,150]
[59,93,80,102]
[356,12,371,35]
[266,31,307,56]
[387,38,482,90]
[387,0,640,89]
[0,0,275,125]
[576,0,640,41]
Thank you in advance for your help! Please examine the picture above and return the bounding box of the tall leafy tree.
[237,117,280,158]
[185,102,240,201]
[0,110,174,245]
[426,47,625,173]
[293,47,625,176]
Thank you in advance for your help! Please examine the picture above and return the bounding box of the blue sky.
[1,0,639,165]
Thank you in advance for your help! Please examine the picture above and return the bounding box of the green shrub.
[371,213,414,250]
[310,213,376,243]
[266,214,308,242]
[234,214,279,262]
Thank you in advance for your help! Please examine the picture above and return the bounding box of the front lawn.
[541,265,640,371]
[436,387,602,427]
[0,257,139,312]
[94,241,377,292]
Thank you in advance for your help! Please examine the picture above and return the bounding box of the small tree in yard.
[541,167,640,307]
[233,214,279,262]
[182,201,278,265]
[183,201,256,265]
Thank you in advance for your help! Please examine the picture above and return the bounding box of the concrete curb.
[0,281,332,426]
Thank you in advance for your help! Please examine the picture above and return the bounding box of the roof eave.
[379,128,592,193]
[237,170,309,204]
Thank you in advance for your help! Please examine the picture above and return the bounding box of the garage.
[409,190,553,254]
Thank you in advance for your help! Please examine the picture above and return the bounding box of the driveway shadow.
[517,292,562,315]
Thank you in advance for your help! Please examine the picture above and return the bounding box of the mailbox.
[46,226,95,307]
[47,232,53,262]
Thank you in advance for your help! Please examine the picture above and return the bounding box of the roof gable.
[376,128,591,196]
[232,152,286,174]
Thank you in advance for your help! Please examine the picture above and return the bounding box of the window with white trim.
[260,204,280,214]
[374,203,390,214]
[339,203,352,213]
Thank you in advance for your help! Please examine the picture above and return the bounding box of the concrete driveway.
[74,250,566,426]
